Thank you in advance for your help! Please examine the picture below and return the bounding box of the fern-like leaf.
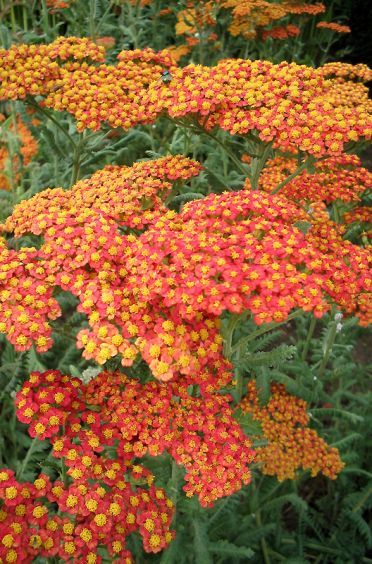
[209,540,254,560]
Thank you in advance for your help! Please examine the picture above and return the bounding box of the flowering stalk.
[301,315,317,361]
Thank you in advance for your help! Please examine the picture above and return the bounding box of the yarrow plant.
[0,5,371,563]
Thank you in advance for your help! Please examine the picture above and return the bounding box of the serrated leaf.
[310,407,363,425]
[294,220,312,234]
[234,409,263,436]
[27,347,47,373]
[209,540,254,559]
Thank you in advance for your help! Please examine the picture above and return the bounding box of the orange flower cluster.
[317,63,372,113]
[43,47,176,131]
[256,153,372,204]
[0,37,105,101]
[0,39,371,155]
[262,23,300,40]
[343,207,372,226]
[220,1,325,39]
[127,0,152,5]
[144,59,371,156]
[46,0,73,10]
[316,21,351,33]
[240,382,344,481]
[0,114,38,190]
[284,2,325,15]
[1,156,371,375]
[175,2,217,37]
[319,62,372,82]
[14,369,255,507]
[221,0,288,39]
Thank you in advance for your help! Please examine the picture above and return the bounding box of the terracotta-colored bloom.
[0,114,38,190]
[316,21,351,33]
[240,381,344,480]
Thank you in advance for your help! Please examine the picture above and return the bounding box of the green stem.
[192,517,213,564]
[256,510,271,564]
[196,125,248,175]
[16,436,38,479]
[70,132,86,186]
[96,1,114,35]
[61,457,69,487]
[223,312,245,357]
[332,200,341,223]
[318,310,338,379]
[41,0,52,39]
[10,3,17,34]
[301,315,316,361]
[27,98,77,150]
[234,367,244,403]
[271,156,315,195]
[23,4,28,32]
[249,142,273,190]
[89,0,97,42]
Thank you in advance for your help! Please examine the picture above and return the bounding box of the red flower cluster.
[127,190,371,327]
[240,382,344,481]
[0,464,173,562]
[0,238,60,352]
[15,369,255,507]
[256,153,372,203]
[1,156,370,374]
